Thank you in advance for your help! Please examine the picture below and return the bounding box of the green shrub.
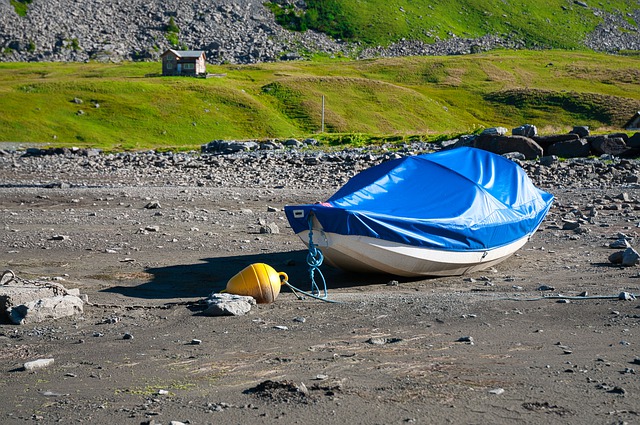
[165,17,180,47]
[10,0,32,17]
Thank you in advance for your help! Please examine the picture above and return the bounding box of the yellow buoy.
[223,263,288,304]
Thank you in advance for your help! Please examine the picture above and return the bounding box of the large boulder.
[588,136,629,156]
[626,132,640,149]
[473,135,543,160]
[547,138,591,158]
[532,133,580,151]
[10,295,84,325]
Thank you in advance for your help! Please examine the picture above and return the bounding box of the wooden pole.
[321,95,325,133]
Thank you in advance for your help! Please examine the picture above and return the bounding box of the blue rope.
[281,213,338,303]
[306,214,329,299]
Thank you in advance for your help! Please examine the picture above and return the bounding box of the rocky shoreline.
[3,131,640,194]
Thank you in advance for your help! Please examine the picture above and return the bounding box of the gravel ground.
[1,147,639,424]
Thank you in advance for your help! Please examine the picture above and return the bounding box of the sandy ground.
[1,168,639,424]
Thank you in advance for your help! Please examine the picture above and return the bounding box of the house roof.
[624,111,640,130]
[161,49,205,59]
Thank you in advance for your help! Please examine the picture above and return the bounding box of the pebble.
[456,336,474,344]
[489,388,505,395]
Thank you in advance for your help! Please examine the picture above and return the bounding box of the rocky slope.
[0,0,638,64]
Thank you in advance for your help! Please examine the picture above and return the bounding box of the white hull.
[296,226,533,277]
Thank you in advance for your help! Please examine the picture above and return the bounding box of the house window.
[184,63,195,70]
[166,62,173,69]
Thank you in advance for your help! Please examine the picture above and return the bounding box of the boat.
[284,147,554,277]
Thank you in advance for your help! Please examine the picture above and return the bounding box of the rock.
[144,201,161,209]
[532,133,580,150]
[10,295,84,325]
[464,135,543,159]
[512,124,538,138]
[562,220,581,230]
[23,358,55,371]
[609,250,624,264]
[570,126,590,138]
[480,127,508,137]
[539,155,558,166]
[621,247,640,266]
[627,132,640,148]
[203,293,256,316]
[259,222,279,234]
[0,283,62,321]
[547,138,591,158]
[588,136,628,156]
[619,291,637,301]
[537,285,555,291]
[202,140,259,154]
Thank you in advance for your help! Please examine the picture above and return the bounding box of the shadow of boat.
[101,250,394,300]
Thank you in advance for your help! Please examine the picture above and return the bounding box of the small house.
[161,49,206,77]
[624,111,640,130]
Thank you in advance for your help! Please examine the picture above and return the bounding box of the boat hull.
[296,222,534,277]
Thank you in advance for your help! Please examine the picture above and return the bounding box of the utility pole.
[321,95,325,133]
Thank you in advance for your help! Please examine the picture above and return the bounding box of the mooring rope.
[494,292,638,302]
[280,214,337,303]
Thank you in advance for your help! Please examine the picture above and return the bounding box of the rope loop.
[306,214,329,299]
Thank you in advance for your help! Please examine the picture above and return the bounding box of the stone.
[562,220,580,230]
[621,247,640,267]
[589,136,628,156]
[24,358,55,371]
[539,155,558,166]
[547,138,591,158]
[532,133,580,150]
[627,132,640,148]
[203,293,256,316]
[0,284,63,321]
[456,336,474,344]
[570,126,590,137]
[9,295,84,325]
[259,222,279,234]
[609,250,624,264]
[619,291,637,301]
[473,135,543,160]
[609,238,631,249]
[480,127,508,136]
[512,124,537,138]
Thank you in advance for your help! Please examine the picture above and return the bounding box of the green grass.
[267,0,638,49]
[9,0,32,17]
[0,50,639,151]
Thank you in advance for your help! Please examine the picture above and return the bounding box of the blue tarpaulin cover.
[284,147,554,252]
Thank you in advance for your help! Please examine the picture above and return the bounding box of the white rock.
[203,293,256,316]
[24,358,55,371]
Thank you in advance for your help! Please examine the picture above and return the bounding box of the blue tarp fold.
[285,147,554,252]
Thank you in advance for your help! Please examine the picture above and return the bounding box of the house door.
[177,64,182,75]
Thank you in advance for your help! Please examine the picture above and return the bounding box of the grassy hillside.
[0,50,639,151]
[267,0,639,48]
